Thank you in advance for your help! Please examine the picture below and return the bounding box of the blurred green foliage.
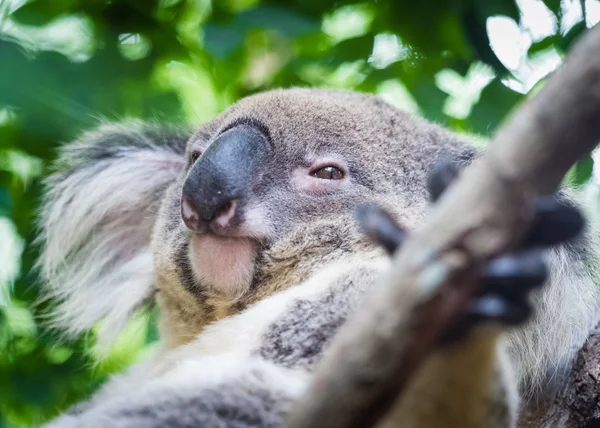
[0,0,597,425]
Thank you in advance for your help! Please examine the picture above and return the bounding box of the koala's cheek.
[189,234,256,297]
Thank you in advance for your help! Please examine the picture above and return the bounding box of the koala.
[38,88,600,427]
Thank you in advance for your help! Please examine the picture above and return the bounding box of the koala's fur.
[38,88,600,427]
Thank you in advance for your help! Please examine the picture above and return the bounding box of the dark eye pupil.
[312,166,344,180]
[191,151,201,163]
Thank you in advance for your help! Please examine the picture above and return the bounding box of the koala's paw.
[355,158,585,339]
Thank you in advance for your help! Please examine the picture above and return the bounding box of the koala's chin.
[188,232,257,298]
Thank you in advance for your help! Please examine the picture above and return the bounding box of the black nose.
[181,124,269,231]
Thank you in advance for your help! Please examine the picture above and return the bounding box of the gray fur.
[38,88,600,426]
[256,264,378,370]
[37,121,189,348]
[506,225,600,398]
[45,355,307,428]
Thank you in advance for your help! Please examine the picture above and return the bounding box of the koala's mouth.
[187,230,259,298]
[182,195,271,297]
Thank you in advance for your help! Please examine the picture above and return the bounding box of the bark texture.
[519,322,600,427]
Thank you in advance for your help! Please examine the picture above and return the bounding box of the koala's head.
[38,88,474,349]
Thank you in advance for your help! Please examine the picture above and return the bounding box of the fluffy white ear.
[37,121,189,349]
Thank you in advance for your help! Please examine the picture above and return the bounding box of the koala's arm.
[44,354,309,428]
[44,253,521,428]
[46,335,515,428]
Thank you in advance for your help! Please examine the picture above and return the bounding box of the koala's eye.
[311,166,344,180]
[190,151,202,163]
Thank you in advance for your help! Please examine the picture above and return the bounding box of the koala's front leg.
[356,161,584,428]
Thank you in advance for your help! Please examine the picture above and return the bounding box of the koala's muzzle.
[181,124,269,232]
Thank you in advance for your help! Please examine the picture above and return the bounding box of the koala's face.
[153,88,472,328]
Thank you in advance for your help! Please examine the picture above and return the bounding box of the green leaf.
[44,346,74,365]
[2,305,36,338]
[10,0,79,26]
[542,0,562,17]
[462,7,508,75]
[528,35,557,56]
[557,21,587,53]
[572,154,594,187]
[461,0,521,76]
[409,76,449,124]
[327,34,374,65]
[203,5,318,59]
[238,6,319,37]
[0,187,11,217]
[203,24,246,58]
[467,79,523,135]
[473,0,520,21]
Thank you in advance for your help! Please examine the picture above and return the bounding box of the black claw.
[522,195,585,249]
[482,251,548,297]
[355,205,406,255]
[441,297,532,344]
[468,295,532,326]
[365,166,587,345]
[427,158,461,202]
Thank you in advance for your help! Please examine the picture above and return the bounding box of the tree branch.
[285,24,600,428]
[519,322,600,427]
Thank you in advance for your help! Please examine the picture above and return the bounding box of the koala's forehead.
[191,89,406,154]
